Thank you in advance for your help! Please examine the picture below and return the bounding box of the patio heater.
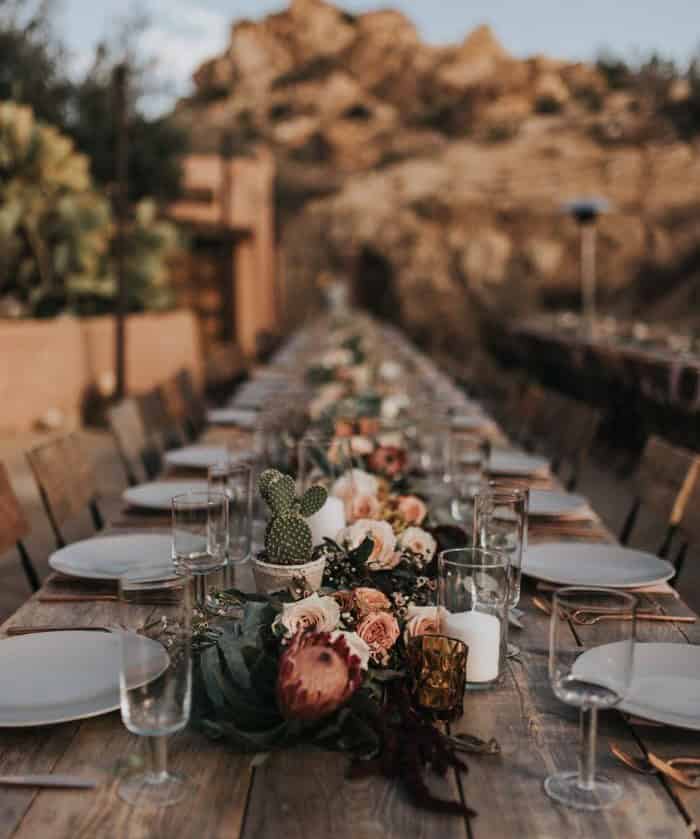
[563,198,609,339]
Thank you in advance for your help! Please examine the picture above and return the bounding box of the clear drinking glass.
[450,432,491,523]
[473,484,528,657]
[118,570,193,807]
[206,462,253,616]
[437,547,510,690]
[297,433,352,494]
[546,587,637,810]
[171,491,228,614]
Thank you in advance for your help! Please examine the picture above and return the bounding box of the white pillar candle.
[307,496,346,547]
[442,610,501,683]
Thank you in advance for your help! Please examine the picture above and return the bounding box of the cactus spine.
[258,469,327,565]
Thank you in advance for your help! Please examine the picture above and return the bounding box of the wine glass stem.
[194,574,207,610]
[149,735,169,784]
[579,707,598,791]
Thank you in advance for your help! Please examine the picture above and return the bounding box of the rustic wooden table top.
[2,439,700,838]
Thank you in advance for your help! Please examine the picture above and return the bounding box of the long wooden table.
[2,393,700,838]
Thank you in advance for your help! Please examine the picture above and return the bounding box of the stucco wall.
[0,310,203,432]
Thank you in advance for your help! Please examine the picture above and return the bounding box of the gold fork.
[611,744,700,788]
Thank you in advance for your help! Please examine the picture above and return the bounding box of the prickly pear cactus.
[257,470,328,565]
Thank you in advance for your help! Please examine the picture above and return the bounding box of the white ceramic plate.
[164,445,229,470]
[575,642,700,730]
[123,481,208,511]
[0,631,168,726]
[528,489,589,518]
[489,450,550,476]
[522,543,675,588]
[50,534,174,581]
[207,408,258,429]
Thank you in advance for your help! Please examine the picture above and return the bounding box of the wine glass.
[473,484,528,657]
[118,570,193,807]
[450,432,490,523]
[547,587,638,810]
[171,491,228,615]
[206,462,253,616]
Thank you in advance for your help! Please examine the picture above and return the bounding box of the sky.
[59,0,700,111]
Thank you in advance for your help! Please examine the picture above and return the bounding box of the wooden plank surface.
[2,342,700,838]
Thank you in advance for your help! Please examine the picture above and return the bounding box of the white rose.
[380,394,409,420]
[331,469,379,504]
[322,348,354,368]
[350,435,374,456]
[274,593,340,637]
[345,364,371,390]
[398,526,437,562]
[379,360,403,382]
[343,518,399,571]
[330,630,371,670]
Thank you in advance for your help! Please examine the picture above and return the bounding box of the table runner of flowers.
[193,314,481,816]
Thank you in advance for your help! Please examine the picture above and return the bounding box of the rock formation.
[176,0,700,344]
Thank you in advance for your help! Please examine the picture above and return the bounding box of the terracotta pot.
[251,555,327,595]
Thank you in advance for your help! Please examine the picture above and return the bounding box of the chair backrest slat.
[107,399,150,485]
[636,437,698,526]
[26,434,99,546]
[0,463,29,555]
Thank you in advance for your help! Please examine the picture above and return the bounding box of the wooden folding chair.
[0,463,40,591]
[175,368,207,441]
[26,434,103,549]
[107,398,162,485]
[619,436,699,557]
[674,467,700,577]
[549,396,601,491]
[137,388,186,451]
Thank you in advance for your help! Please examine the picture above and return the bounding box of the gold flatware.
[611,744,700,788]
[572,612,696,626]
[610,743,655,775]
[531,597,695,624]
[648,753,700,789]
[5,626,111,636]
[38,594,118,603]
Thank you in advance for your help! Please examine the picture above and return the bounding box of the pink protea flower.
[277,631,363,721]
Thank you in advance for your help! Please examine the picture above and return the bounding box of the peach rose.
[340,519,399,571]
[349,493,382,523]
[357,611,400,661]
[274,593,340,637]
[397,495,428,525]
[403,606,438,643]
[358,417,381,436]
[353,587,391,616]
[331,469,379,506]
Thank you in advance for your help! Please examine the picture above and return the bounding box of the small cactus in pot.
[253,469,329,594]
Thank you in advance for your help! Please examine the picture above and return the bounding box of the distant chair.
[26,433,103,549]
[137,388,186,451]
[547,394,601,491]
[175,368,207,441]
[619,436,699,557]
[674,466,700,577]
[107,398,162,485]
[0,462,40,591]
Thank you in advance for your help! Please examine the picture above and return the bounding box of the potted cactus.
[252,468,329,594]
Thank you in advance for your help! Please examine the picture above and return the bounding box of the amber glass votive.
[408,634,468,720]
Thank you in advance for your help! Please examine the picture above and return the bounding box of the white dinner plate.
[0,631,168,726]
[123,481,209,511]
[575,642,700,730]
[522,543,675,588]
[164,445,229,470]
[528,489,589,519]
[489,450,550,477]
[50,534,174,581]
[207,408,258,429]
